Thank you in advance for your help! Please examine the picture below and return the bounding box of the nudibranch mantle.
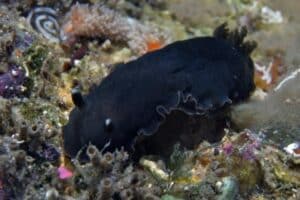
[63,24,256,157]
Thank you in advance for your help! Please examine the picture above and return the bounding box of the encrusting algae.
[61,3,168,55]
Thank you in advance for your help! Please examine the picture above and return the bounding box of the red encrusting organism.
[60,3,167,55]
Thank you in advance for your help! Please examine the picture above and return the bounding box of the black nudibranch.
[63,24,257,158]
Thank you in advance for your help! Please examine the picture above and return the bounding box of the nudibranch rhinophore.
[63,24,257,158]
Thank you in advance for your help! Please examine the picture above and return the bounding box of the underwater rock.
[12,118,60,162]
[13,31,35,56]
[0,5,39,69]
[36,143,60,162]
[161,194,184,200]
[216,176,239,200]
[261,6,283,24]
[157,130,264,199]
[260,145,300,191]
[2,1,300,199]
[0,6,19,67]
[218,132,263,193]
[63,24,256,159]
[232,68,300,144]
[0,65,26,98]
[23,44,49,72]
[60,145,162,199]
[284,142,300,164]
[140,158,169,181]
[166,0,230,27]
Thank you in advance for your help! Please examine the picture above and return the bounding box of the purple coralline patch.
[0,65,26,98]
[222,143,234,155]
[241,143,259,161]
[222,131,262,161]
[34,143,60,162]
[14,31,35,53]
[240,132,262,161]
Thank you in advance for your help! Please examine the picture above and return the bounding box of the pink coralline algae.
[222,143,234,155]
[60,3,166,54]
[238,132,262,161]
[0,66,26,98]
[222,131,262,161]
[57,166,73,180]
[241,141,260,161]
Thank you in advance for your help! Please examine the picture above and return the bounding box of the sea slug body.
[63,24,256,158]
